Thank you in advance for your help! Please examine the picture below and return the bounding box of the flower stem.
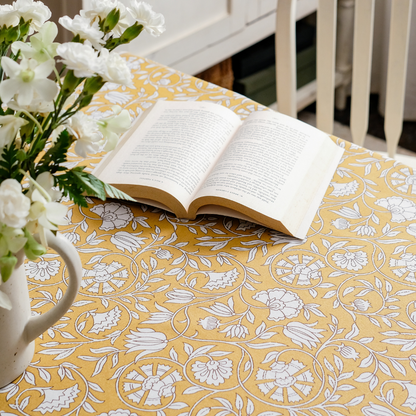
[20,110,43,134]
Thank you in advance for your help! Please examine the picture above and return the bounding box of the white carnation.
[127,1,165,37]
[13,0,51,32]
[81,0,130,36]
[59,15,105,50]
[97,49,133,87]
[0,179,30,229]
[81,0,119,20]
[57,42,100,78]
[0,5,20,27]
[66,112,103,158]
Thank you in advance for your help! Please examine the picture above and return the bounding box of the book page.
[192,110,343,235]
[94,101,242,212]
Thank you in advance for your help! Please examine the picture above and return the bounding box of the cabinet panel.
[118,0,246,72]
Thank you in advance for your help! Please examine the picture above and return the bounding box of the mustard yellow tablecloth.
[1,54,416,416]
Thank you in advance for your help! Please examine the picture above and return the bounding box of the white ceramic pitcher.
[0,230,82,388]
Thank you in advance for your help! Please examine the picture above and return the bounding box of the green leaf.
[0,144,22,182]
[103,182,136,202]
[35,129,72,175]
[71,169,106,200]
[55,167,90,207]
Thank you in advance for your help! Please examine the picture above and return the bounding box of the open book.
[93,100,344,239]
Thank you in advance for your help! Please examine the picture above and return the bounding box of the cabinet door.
[118,0,246,74]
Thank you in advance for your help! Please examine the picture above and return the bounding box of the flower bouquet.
[0,0,165,309]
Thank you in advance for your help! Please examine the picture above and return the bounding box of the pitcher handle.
[25,229,82,342]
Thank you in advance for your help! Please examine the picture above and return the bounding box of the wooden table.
[1,53,416,416]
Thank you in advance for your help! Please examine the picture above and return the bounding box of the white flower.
[352,224,376,236]
[0,4,20,27]
[29,171,62,202]
[252,288,304,321]
[110,231,146,253]
[81,261,129,294]
[124,328,167,355]
[0,225,27,257]
[220,324,249,339]
[198,316,220,330]
[0,115,28,147]
[121,364,181,407]
[390,166,416,195]
[407,223,416,237]
[27,173,68,247]
[165,288,195,303]
[97,105,131,151]
[0,57,58,106]
[256,359,314,403]
[97,50,133,87]
[192,358,233,386]
[59,15,105,50]
[26,258,60,281]
[0,179,30,229]
[13,0,51,32]
[404,383,416,411]
[362,403,396,416]
[154,248,173,260]
[352,298,371,311]
[66,112,103,158]
[337,343,359,360]
[57,42,100,78]
[12,21,59,62]
[283,321,325,349]
[127,1,166,36]
[90,202,134,231]
[7,95,54,114]
[81,0,130,36]
[275,254,325,286]
[332,250,368,271]
[81,0,120,20]
[375,196,416,223]
[331,218,350,230]
[390,253,416,283]
[62,231,81,245]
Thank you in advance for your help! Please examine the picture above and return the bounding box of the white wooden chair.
[275,0,413,159]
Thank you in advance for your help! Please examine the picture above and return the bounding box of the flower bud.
[101,8,120,33]
[331,218,350,230]
[154,248,172,260]
[119,22,143,44]
[199,316,220,330]
[352,298,371,312]
[337,343,359,360]
[24,228,47,261]
[6,25,20,43]
[0,253,17,282]
[62,69,82,95]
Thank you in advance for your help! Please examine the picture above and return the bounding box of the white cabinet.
[115,0,318,75]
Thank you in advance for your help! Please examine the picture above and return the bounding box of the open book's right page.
[191,110,344,238]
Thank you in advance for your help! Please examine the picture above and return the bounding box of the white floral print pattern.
[256,359,314,403]
[91,202,134,230]
[192,358,233,386]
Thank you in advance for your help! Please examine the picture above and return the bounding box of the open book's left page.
[93,101,242,216]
